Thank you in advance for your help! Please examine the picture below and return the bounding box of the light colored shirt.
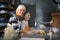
[21,20,28,30]
[21,20,29,32]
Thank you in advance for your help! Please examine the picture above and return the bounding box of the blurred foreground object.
[4,26,15,40]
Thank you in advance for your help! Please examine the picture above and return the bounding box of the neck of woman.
[16,15,20,21]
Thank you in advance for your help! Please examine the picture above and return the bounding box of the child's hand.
[29,28,33,30]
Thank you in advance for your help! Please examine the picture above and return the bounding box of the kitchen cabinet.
[51,11,60,27]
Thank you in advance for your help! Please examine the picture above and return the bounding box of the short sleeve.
[7,17,14,26]
[7,17,18,28]
[21,20,28,30]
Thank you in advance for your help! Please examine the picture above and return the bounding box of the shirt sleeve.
[21,20,28,30]
[7,17,17,27]
[7,17,14,26]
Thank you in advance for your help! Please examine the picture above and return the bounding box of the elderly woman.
[4,4,26,40]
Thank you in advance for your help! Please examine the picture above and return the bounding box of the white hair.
[16,5,26,13]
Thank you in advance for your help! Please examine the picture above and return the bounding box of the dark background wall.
[36,0,56,22]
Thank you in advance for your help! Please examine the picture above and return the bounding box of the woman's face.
[24,12,30,21]
[16,9,25,17]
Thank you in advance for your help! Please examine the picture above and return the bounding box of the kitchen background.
[0,0,60,40]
